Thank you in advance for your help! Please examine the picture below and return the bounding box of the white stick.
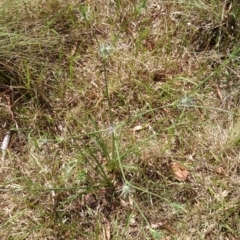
[1,131,13,161]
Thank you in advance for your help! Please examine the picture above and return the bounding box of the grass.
[0,0,240,239]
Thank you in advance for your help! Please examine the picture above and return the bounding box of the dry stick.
[216,0,227,48]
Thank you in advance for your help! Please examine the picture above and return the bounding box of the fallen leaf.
[120,199,128,208]
[162,224,177,234]
[162,236,171,240]
[132,125,143,131]
[216,166,224,174]
[130,216,137,226]
[146,221,177,235]
[120,196,133,209]
[147,222,164,229]
[170,162,189,181]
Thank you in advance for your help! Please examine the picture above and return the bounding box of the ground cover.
[0,0,239,239]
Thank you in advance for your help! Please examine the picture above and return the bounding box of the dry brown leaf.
[216,166,224,174]
[146,221,176,235]
[120,199,128,208]
[120,196,133,209]
[162,236,171,240]
[170,162,189,181]
[162,224,177,234]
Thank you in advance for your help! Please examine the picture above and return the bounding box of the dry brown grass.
[1,0,240,239]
